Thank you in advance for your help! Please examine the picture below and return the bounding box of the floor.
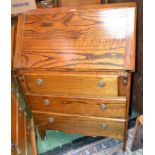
[39,128,143,155]
[37,130,82,154]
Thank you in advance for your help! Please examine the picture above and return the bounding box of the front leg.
[38,127,46,140]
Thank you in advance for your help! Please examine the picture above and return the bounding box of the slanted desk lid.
[13,2,136,71]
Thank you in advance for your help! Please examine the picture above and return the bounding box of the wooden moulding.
[13,15,25,69]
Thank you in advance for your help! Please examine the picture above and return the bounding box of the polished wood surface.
[109,0,143,116]
[11,86,25,154]
[11,85,18,155]
[12,25,38,153]
[27,117,38,155]
[13,15,24,69]
[60,0,101,7]
[27,95,127,118]
[12,2,137,151]
[11,82,26,154]
[12,81,38,155]
[13,3,136,71]
[11,27,16,66]
[19,73,118,97]
[33,111,126,140]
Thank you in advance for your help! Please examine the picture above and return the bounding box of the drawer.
[33,112,126,140]
[27,95,127,119]
[20,73,118,97]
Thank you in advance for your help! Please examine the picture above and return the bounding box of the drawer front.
[33,112,126,140]
[21,73,118,97]
[27,95,127,119]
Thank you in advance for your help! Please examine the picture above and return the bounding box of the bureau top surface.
[13,2,136,71]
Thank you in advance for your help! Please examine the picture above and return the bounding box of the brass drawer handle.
[98,80,105,87]
[36,79,44,86]
[101,123,108,129]
[48,117,54,123]
[43,99,50,106]
[100,104,108,110]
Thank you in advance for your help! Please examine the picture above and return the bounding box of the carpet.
[38,111,139,154]
[40,127,143,155]
[37,130,82,153]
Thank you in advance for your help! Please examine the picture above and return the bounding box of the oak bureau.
[13,2,137,151]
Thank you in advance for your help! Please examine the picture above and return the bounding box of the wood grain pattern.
[19,72,118,97]
[15,69,128,76]
[11,83,18,152]
[28,118,38,155]
[13,3,136,71]
[119,72,131,151]
[33,111,126,140]
[11,27,16,67]
[13,15,25,69]
[109,0,143,116]
[12,3,137,151]
[11,82,26,154]
[11,80,38,155]
[11,17,18,67]
[27,95,127,118]
[60,0,101,7]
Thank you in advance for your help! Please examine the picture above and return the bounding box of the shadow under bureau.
[12,2,137,151]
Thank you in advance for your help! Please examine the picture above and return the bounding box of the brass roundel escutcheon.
[101,123,108,129]
[36,79,44,86]
[98,80,105,87]
[43,99,50,106]
[100,104,108,110]
[48,117,54,123]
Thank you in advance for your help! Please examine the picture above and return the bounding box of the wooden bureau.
[12,2,137,151]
